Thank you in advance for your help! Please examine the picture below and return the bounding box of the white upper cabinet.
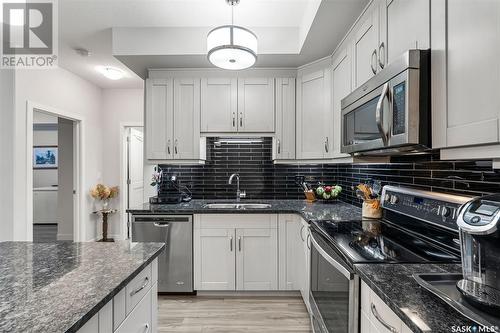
[432,0,500,155]
[332,44,354,160]
[274,78,296,160]
[201,78,238,133]
[237,78,275,133]
[380,0,430,65]
[146,78,173,160]
[173,78,201,160]
[296,69,333,160]
[353,1,380,88]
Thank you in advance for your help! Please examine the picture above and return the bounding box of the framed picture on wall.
[33,146,58,169]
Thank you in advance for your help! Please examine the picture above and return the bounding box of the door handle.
[167,139,171,155]
[232,112,236,127]
[239,112,243,127]
[238,236,242,252]
[324,137,329,153]
[376,82,390,146]
[130,277,149,296]
[378,42,385,69]
[300,225,305,241]
[174,139,178,154]
[153,222,170,228]
[229,236,233,252]
[277,139,281,154]
[371,49,377,75]
[371,303,398,333]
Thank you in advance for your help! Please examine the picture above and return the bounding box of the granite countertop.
[0,241,165,333]
[127,199,362,222]
[355,263,478,333]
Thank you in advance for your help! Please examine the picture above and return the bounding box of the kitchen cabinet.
[332,44,354,160]
[432,0,500,161]
[274,78,296,160]
[237,77,275,133]
[77,260,158,333]
[353,0,380,88]
[380,0,430,65]
[193,214,278,291]
[296,69,333,160]
[145,78,203,162]
[300,218,311,312]
[361,281,412,333]
[201,78,238,132]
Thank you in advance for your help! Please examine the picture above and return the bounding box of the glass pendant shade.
[207,25,258,70]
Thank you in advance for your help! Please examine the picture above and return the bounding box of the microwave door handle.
[376,82,390,146]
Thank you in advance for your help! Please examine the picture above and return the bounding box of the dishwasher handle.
[153,222,170,228]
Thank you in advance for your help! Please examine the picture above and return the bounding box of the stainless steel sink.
[203,203,272,209]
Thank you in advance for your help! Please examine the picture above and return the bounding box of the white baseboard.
[196,290,301,297]
[57,233,73,241]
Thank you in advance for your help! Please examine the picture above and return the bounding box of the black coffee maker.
[457,194,500,316]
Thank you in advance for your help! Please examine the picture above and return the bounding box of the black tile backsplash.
[159,139,500,204]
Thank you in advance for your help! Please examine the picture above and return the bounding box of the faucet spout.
[228,173,245,202]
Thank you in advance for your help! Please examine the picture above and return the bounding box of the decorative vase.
[102,199,110,211]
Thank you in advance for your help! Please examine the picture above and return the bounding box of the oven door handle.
[310,233,353,280]
[376,82,390,146]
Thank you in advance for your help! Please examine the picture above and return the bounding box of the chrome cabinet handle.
[375,82,390,146]
[174,139,178,154]
[230,236,233,251]
[239,112,243,127]
[238,236,242,252]
[371,303,398,333]
[324,137,329,153]
[167,139,171,155]
[277,139,281,154]
[130,277,149,296]
[300,225,305,241]
[306,233,311,250]
[232,112,236,127]
[143,323,150,333]
[153,222,169,228]
[378,42,385,69]
[371,49,377,75]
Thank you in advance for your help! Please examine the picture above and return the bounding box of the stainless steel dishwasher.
[132,215,193,293]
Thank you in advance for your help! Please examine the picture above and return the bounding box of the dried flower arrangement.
[90,184,119,201]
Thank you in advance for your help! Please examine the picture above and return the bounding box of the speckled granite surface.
[355,263,478,333]
[0,241,165,333]
[127,199,362,222]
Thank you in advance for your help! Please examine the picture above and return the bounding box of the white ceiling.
[58,0,368,88]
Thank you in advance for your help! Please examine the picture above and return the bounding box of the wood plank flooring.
[158,296,312,333]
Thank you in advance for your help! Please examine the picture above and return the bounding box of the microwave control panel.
[392,82,406,135]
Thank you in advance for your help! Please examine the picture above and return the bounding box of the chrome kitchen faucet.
[228,173,246,202]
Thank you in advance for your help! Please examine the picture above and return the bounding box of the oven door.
[309,230,359,333]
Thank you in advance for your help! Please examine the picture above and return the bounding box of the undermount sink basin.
[203,203,272,210]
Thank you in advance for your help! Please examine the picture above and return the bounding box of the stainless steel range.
[309,186,471,333]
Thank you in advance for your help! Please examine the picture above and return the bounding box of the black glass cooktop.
[311,218,461,265]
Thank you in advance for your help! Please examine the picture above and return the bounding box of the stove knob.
[390,195,399,205]
[441,206,452,218]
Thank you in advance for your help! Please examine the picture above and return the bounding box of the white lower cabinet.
[194,214,278,291]
[76,259,158,333]
[361,281,412,333]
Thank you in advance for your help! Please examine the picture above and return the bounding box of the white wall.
[14,68,103,241]
[101,88,144,239]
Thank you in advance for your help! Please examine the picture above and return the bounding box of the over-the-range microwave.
[341,50,430,155]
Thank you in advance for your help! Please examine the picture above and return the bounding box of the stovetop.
[311,218,462,265]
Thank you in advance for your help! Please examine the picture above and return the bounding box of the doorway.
[32,110,76,242]
[123,126,145,239]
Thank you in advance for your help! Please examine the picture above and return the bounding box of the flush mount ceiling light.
[207,0,258,70]
[96,66,125,80]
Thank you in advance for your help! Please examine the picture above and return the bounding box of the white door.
[173,78,200,159]
[194,228,236,290]
[237,78,275,133]
[274,78,296,160]
[296,69,333,159]
[353,2,380,88]
[145,78,173,160]
[332,46,353,159]
[236,228,278,291]
[128,128,144,209]
[382,0,430,64]
[201,78,237,132]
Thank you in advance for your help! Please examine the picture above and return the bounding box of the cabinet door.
[439,0,500,148]
[301,219,311,312]
[173,78,201,159]
[278,214,301,290]
[201,78,237,132]
[353,2,380,88]
[237,77,275,133]
[332,46,353,159]
[194,228,235,290]
[145,78,173,160]
[274,78,296,160]
[296,70,333,159]
[236,228,278,291]
[381,0,430,64]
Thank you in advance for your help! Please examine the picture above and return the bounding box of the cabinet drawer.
[125,263,153,315]
[369,288,402,333]
[196,214,277,229]
[116,287,152,333]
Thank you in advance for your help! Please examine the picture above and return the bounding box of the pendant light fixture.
[207,0,258,70]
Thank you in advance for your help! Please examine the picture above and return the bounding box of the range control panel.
[381,186,472,231]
